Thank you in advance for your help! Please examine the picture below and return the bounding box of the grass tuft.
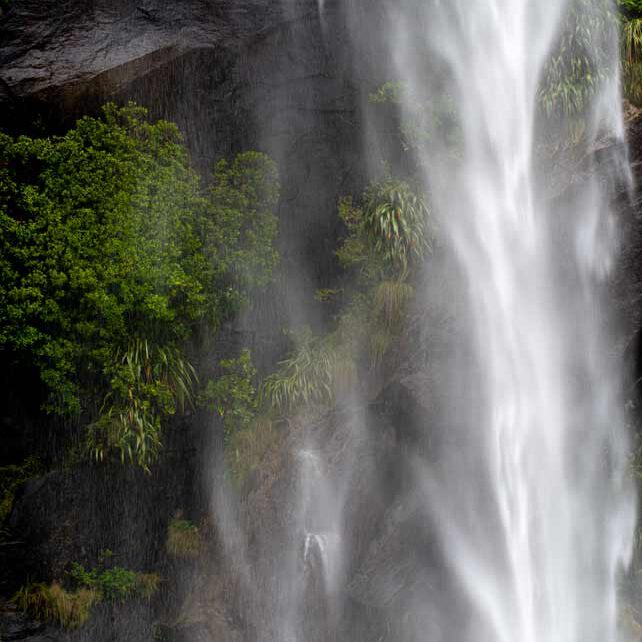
[12,583,99,629]
[166,517,202,559]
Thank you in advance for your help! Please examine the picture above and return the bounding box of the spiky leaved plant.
[260,331,357,415]
[87,338,197,471]
[362,179,430,277]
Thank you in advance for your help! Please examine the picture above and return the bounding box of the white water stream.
[388,1,636,641]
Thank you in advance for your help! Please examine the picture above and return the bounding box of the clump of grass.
[373,280,414,329]
[166,517,201,559]
[12,582,99,629]
[135,573,161,599]
[13,556,160,629]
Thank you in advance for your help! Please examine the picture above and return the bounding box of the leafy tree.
[201,349,258,440]
[204,153,279,297]
[0,104,279,468]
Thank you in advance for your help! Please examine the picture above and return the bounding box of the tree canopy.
[0,104,279,467]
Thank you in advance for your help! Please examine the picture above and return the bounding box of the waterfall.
[384,1,637,641]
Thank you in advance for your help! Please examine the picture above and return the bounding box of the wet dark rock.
[0,0,282,108]
[0,604,58,642]
[157,622,222,642]
[7,418,200,584]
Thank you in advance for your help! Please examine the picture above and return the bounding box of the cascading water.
[383,1,637,641]
[206,2,638,641]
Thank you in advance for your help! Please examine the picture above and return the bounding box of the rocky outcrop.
[0,601,58,642]
[0,0,274,103]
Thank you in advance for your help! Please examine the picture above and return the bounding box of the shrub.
[372,280,414,329]
[368,81,461,153]
[621,15,642,104]
[337,181,430,282]
[205,152,280,295]
[362,179,430,276]
[619,0,642,17]
[69,561,160,601]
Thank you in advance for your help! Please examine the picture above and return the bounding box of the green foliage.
[372,280,415,330]
[621,16,642,103]
[0,104,280,468]
[262,179,430,417]
[166,517,202,559]
[204,152,280,298]
[260,330,357,414]
[200,349,279,484]
[619,0,642,17]
[336,180,430,281]
[69,561,159,601]
[539,0,617,117]
[87,339,197,470]
[0,104,208,415]
[362,180,430,276]
[0,456,42,538]
[369,81,405,105]
[12,583,99,629]
[201,349,258,441]
[12,563,161,629]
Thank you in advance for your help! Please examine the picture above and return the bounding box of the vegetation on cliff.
[0,103,279,469]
